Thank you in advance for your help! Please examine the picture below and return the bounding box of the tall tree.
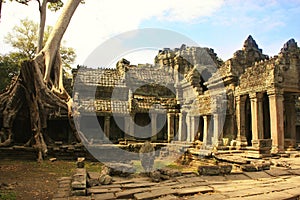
[5,18,76,72]
[0,0,64,51]
[0,54,20,91]
[0,0,82,161]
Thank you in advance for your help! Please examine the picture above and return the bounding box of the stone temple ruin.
[71,35,300,158]
[1,35,300,160]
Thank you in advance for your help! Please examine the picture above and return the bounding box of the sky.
[0,0,300,68]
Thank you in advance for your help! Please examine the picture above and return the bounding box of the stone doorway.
[263,93,271,139]
[245,95,252,146]
[134,113,151,140]
[197,116,204,141]
[157,114,168,141]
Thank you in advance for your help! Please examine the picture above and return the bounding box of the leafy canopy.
[5,18,76,70]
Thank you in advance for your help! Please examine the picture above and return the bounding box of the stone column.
[186,114,191,142]
[178,112,187,141]
[236,95,248,147]
[250,93,264,140]
[212,113,223,146]
[268,90,285,153]
[284,95,296,149]
[167,113,175,142]
[104,116,110,140]
[202,115,209,146]
[124,115,134,140]
[151,113,158,142]
[189,116,199,142]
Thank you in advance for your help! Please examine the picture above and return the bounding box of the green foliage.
[8,0,64,11]
[5,18,77,67]
[0,190,17,200]
[0,54,21,91]
[47,0,64,12]
[2,18,76,92]
[5,19,38,59]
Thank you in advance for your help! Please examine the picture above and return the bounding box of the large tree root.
[0,59,83,161]
[0,0,83,161]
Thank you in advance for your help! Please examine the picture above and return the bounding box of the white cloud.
[0,0,223,65]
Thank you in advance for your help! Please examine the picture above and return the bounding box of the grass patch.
[0,190,17,200]
[132,160,183,172]
[85,162,103,173]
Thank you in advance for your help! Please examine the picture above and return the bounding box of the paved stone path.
[53,157,300,200]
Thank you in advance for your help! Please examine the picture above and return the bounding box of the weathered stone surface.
[198,164,232,176]
[265,168,292,177]
[106,162,136,177]
[92,193,115,200]
[139,141,155,172]
[72,169,87,190]
[134,188,177,200]
[155,195,179,200]
[187,193,227,200]
[99,174,113,185]
[198,165,220,176]
[176,186,213,196]
[88,172,101,180]
[243,171,272,179]
[225,173,250,181]
[121,182,158,189]
[115,188,151,199]
[71,189,86,196]
[87,187,121,195]
[87,178,100,187]
[159,168,182,177]
[150,170,161,182]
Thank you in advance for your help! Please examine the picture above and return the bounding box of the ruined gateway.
[2,36,300,157]
[71,35,300,156]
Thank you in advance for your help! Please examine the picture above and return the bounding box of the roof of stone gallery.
[74,64,175,88]
[74,67,125,87]
[124,65,174,85]
[78,99,129,113]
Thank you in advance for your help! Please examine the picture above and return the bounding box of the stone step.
[134,188,177,200]
[92,193,116,200]
[87,187,121,195]
[176,186,213,196]
[115,188,151,199]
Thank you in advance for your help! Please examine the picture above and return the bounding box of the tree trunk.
[0,0,2,22]
[0,0,83,161]
[37,0,48,53]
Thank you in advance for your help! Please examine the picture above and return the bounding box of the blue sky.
[0,0,299,66]
[139,0,300,60]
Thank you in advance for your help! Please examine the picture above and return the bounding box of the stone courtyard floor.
[53,157,300,200]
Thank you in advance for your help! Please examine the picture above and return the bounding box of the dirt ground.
[0,160,78,200]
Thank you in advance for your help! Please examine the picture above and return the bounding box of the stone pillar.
[190,116,199,142]
[268,90,285,153]
[212,114,223,146]
[250,93,264,141]
[167,113,175,142]
[236,95,248,147]
[124,115,134,140]
[151,113,158,142]
[104,116,110,140]
[186,114,191,142]
[203,115,209,146]
[178,112,187,141]
[284,95,296,150]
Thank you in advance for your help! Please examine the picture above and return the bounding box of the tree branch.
[37,0,47,53]
[40,0,81,83]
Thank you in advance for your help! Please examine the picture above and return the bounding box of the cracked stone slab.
[243,171,273,179]
[134,188,177,200]
[265,169,292,177]
[176,186,213,196]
